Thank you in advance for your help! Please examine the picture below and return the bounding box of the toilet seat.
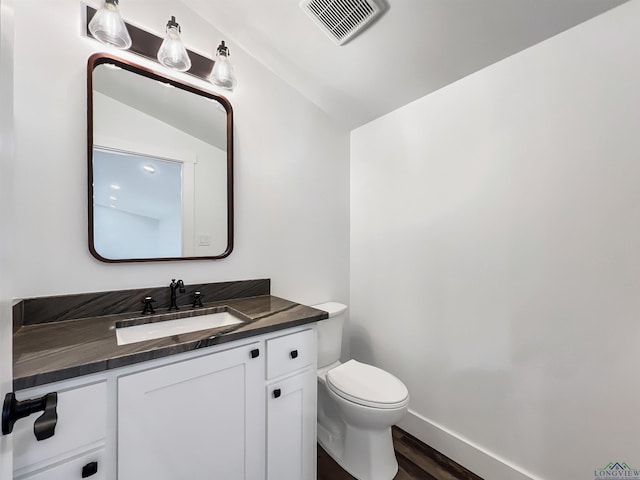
[326,360,409,409]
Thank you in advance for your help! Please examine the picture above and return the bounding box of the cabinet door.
[118,343,264,480]
[267,370,316,480]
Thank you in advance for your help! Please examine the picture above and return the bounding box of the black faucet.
[169,279,185,311]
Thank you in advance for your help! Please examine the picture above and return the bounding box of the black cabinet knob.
[82,461,99,478]
[290,349,298,359]
[250,349,260,359]
[273,389,281,399]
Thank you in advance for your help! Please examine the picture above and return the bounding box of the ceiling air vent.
[300,0,386,46]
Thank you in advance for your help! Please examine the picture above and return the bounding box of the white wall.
[9,0,349,308]
[0,0,15,475]
[94,205,166,259]
[350,2,640,479]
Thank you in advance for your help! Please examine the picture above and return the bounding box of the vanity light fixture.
[209,41,237,91]
[88,0,132,50]
[85,6,233,84]
[157,16,192,72]
[142,165,156,173]
[110,184,121,190]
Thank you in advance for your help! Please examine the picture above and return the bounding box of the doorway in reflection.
[93,148,183,259]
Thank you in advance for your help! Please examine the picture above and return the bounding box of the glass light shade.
[209,42,237,90]
[157,20,191,72]
[88,0,132,50]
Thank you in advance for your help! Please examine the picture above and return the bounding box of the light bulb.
[157,16,191,72]
[209,41,237,90]
[88,0,132,50]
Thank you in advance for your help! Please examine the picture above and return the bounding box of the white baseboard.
[396,409,539,480]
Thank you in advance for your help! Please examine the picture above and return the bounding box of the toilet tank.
[312,302,348,369]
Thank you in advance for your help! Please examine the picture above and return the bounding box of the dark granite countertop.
[13,295,328,390]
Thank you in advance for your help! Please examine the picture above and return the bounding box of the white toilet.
[313,302,409,480]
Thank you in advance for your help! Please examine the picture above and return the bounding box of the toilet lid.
[326,360,409,409]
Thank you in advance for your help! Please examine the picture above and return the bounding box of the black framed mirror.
[87,53,233,262]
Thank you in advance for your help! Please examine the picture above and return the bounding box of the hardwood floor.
[317,427,483,480]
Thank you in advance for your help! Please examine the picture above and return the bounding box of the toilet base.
[318,421,344,459]
[318,422,398,480]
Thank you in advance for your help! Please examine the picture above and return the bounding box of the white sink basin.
[116,311,243,346]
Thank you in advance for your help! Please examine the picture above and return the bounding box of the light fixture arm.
[166,15,181,33]
[217,41,229,56]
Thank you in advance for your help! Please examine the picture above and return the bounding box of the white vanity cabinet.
[265,329,317,480]
[12,324,318,480]
[118,341,264,480]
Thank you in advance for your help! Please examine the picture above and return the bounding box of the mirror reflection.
[93,149,183,259]
[88,54,233,262]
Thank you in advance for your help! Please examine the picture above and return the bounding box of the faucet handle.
[192,291,204,308]
[141,296,156,315]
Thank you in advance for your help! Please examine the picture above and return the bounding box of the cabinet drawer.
[266,329,315,379]
[14,382,107,472]
[15,448,105,480]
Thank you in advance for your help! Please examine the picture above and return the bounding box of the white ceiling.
[183,0,627,129]
[93,64,228,150]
